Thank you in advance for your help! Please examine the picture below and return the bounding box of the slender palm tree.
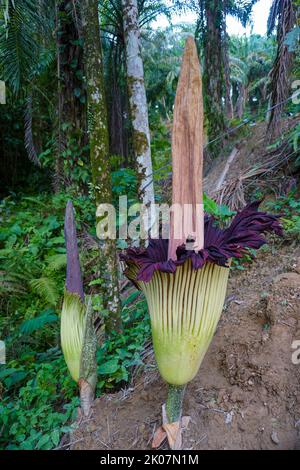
[230,35,275,118]
[0,0,56,166]
[0,0,87,183]
[267,0,298,139]
[193,0,259,156]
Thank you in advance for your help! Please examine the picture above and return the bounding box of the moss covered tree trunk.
[121,0,155,237]
[81,0,122,334]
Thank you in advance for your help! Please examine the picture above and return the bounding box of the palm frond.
[267,0,281,36]
[0,0,55,94]
[248,75,270,93]
[24,94,40,166]
[0,0,39,93]
[227,0,260,28]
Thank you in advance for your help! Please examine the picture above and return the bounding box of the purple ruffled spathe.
[120,201,283,283]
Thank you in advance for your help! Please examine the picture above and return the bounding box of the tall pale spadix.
[169,37,204,261]
[121,38,283,448]
[61,201,97,417]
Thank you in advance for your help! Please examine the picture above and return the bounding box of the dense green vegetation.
[0,188,151,449]
[1,188,299,449]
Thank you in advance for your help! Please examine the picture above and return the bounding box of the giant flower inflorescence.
[120,37,283,446]
[61,200,97,416]
[121,201,283,283]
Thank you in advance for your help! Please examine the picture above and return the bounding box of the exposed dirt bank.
[72,243,300,450]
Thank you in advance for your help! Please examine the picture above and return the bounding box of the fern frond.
[19,310,58,334]
[45,254,67,273]
[30,277,59,306]
[0,272,27,297]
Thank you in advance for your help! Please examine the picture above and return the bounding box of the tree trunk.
[121,0,155,237]
[236,84,247,119]
[81,0,122,334]
[202,0,226,157]
[267,0,296,139]
[223,28,233,119]
[107,42,130,164]
[55,0,87,188]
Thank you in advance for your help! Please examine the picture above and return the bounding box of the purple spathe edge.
[64,200,85,301]
[120,201,283,283]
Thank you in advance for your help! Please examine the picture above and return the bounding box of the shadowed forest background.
[0,0,299,450]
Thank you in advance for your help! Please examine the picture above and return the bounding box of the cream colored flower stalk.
[61,201,97,417]
[121,37,283,448]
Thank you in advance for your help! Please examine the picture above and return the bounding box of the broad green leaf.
[98,359,119,375]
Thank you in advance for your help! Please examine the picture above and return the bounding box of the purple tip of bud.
[64,200,84,301]
[120,201,284,283]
